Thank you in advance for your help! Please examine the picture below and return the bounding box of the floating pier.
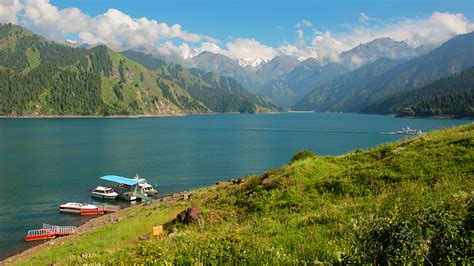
[25,224,78,242]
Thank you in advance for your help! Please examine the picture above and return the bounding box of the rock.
[261,178,272,186]
[175,206,200,224]
[169,227,178,238]
[215,181,221,185]
[237,178,244,184]
[48,241,55,246]
[139,234,149,241]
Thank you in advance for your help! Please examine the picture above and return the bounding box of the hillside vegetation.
[0,24,277,116]
[9,124,473,264]
[361,67,474,118]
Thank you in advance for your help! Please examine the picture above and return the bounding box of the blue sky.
[50,0,474,47]
[1,0,473,61]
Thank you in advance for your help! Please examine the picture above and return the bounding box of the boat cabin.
[100,175,143,201]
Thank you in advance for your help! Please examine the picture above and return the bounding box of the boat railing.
[42,224,78,235]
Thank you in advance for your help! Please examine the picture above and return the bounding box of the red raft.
[25,224,78,242]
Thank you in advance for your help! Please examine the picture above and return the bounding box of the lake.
[0,113,470,259]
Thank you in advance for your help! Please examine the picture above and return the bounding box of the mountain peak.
[238,57,269,68]
[340,37,416,69]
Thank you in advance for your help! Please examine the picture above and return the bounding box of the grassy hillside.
[8,123,473,264]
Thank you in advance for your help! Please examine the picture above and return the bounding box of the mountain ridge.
[0,23,278,116]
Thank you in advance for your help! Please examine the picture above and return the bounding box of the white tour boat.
[134,175,158,196]
[396,127,423,135]
[91,186,119,200]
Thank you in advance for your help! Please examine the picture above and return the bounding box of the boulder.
[175,206,200,224]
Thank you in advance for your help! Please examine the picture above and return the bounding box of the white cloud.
[280,12,474,62]
[0,0,22,24]
[23,0,89,36]
[0,0,472,63]
[349,12,474,48]
[359,12,373,23]
[225,38,278,60]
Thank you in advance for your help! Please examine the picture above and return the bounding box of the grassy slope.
[10,124,473,264]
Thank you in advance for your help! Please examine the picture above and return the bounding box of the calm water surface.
[0,113,470,259]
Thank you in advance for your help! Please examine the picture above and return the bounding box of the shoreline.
[0,111,280,119]
[0,190,196,263]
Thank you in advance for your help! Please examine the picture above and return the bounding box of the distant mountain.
[186,51,263,93]
[259,59,349,107]
[238,58,268,69]
[295,32,474,112]
[361,67,474,118]
[260,38,420,107]
[339,37,418,69]
[294,57,402,111]
[256,55,300,81]
[0,24,277,116]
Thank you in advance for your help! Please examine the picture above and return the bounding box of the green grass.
[25,47,40,70]
[11,124,474,264]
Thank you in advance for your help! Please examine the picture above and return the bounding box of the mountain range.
[0,24,277,116]
[295,32,474,113]
[0,22,472,118]
[171,38,429,107]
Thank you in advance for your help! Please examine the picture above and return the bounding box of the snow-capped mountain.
[238,58,269,68]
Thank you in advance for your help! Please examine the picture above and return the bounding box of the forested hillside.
[122,50,277,113]
[361,67,474,118]
[0,24,277,116]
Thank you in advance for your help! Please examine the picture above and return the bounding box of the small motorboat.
[59,202,104,215]
[396,127,423,135]
[134,175,158,196]
[91,186,119,200]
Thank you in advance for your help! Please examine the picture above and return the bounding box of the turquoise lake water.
[0,113,470,259]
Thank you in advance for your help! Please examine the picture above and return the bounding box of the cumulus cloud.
[0,0,22,23]
[226,38,278,60]
[350,12,474,48]
[23,0,89,36]
[281,12,474,63]
[0,0,473,63]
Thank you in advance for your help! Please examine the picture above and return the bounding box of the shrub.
[290,150,316,164]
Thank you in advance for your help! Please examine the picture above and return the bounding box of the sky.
[1,0,473,62]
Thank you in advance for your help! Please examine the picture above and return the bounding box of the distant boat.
[396,127,423,135]
[91,186,119,200]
